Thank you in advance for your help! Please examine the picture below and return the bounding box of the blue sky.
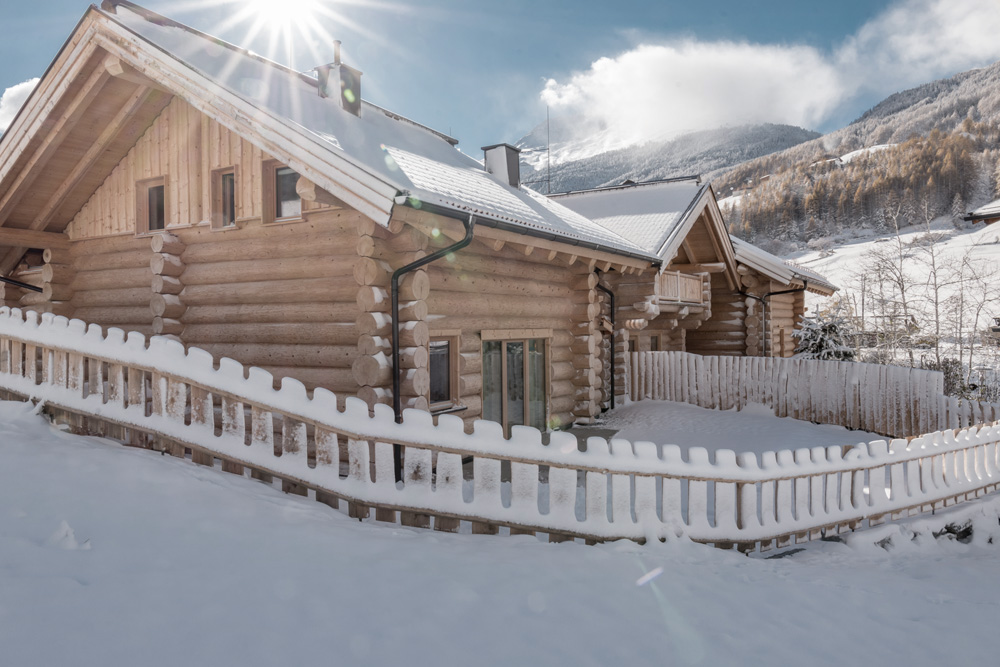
[2,0,1000,155]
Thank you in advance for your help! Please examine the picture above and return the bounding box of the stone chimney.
[482,143,521,188]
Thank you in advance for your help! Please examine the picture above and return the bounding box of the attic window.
[263,161,302,223]
[137,177,167,234]
[211,167,238,229]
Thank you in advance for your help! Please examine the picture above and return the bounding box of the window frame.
[210,166,239,230]
[136,176,168,235]
[262,160,303,224]
[481,329,551,434]
[428,331,461,413]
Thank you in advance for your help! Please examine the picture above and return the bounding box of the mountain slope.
[517,123,820,194]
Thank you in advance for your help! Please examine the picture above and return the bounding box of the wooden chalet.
[552,179,836,359]
[965,198,1000,225]
[0,1,833,436]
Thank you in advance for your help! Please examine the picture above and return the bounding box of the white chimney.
[482,143,521,189]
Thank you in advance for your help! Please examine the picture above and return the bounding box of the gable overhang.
[732,240,837,297]
[0,5,400,267]
[657,184,739,290]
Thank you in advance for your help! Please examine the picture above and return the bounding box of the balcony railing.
[659,271,704,305]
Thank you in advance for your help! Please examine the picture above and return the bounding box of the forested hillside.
[718,61,1000,249]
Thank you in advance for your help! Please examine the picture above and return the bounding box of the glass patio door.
[483,338,546,434]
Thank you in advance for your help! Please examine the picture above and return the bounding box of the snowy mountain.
[717,60,1000,247]
[516,122,820,194]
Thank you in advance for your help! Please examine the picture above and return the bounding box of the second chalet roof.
[965,198,1000,222]
[731,238,837,295]
[549,177,709,257]
[104,3,656,262]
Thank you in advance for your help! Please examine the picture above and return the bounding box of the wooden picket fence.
[629,351,1000,438]
[0,308,998,552]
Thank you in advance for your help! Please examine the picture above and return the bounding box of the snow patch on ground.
[1,399,998,666]
[601,399,878,459]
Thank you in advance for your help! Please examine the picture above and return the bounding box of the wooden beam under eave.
[0,228,69,250]
[669,262,727,273]
[0,66,112,228]
[103,55,168,93]
[296,176,346,209]
[0,85,163,274]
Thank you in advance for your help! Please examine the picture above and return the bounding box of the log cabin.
[551,178,836,359]
[0,1,833,437]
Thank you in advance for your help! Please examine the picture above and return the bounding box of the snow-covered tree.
[793,306,856,361]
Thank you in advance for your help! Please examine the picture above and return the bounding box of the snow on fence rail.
[0,308,998,551]
[629,351,1000,438]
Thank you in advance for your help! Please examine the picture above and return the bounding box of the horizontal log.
[67,267,152,292]
[72,250,152,272]
[427,266,574,299]
[423,316,573,334]
[425,292,585,319]
[41,263,75,284]
[182,302,358,325]
[69,234,147,256]
[73,306,151,325]
[182,322,359,346]
[357,334,390,355]
[180,255,355,285]
[151,254,185,278]
[357,385,391,408]
[180,234,359,264]
[356,311,392,337]
[152,275,184,295]
[403,396,429,412]
[255,366,357,393]
[0,227,70,250]
[150,233,184,255]
[192,343,357,369]
[571,336,597,355]
[71,286,151,308]
[352,354,391,386]
[399,321,429,348]
[180,218,360,245]
[42,248,72,265]
[152,317,184,335]
[400,368,430,397]
[42,283,73,301]
[551,361,576,382]
[150,294,185,319]
[400,346,429,370]
[354,257,391,286]
[181,278,360,305]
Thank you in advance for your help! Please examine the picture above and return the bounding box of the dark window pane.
[275,166,301,218]
[429,340,451,404]
[527,339,546,429]
[221,172,235,226]
[148,184,165,231]
[650,335,659,352]
[483,341,502,424]
[506,341,525,429]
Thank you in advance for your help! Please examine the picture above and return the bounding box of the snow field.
[2,400,1000,666]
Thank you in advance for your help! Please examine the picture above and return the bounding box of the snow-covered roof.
[966,198,1000,222]
[549,178,710,257]
[103,3,655,262]
[731,238,836,295]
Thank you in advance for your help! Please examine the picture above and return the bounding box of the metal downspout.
[739,281,808,357]
[0,276,43,292]
[594,278,615,411]
[390,211,475,479]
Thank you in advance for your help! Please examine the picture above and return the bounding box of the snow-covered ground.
[3,399,1000,666]
[600,400,879,458]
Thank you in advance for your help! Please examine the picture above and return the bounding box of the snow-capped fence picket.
[0,308,998,551]
[629,351,1000,438]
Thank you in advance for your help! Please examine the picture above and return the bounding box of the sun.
[243,0,320,31]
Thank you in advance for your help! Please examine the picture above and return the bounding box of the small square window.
[211,167,238,229]
[136,177,167,234]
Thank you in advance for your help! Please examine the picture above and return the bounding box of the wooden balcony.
[659,271,704,305]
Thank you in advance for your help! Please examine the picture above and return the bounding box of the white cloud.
[540,0,1000,154]
[0,78,39,136]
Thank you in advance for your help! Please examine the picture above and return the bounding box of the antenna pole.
[546,106,551,194]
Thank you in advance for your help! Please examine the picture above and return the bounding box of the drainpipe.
[594,277,615,411]
[740,281,808,357]
[0,276,43,292]
[390,206,475,479]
